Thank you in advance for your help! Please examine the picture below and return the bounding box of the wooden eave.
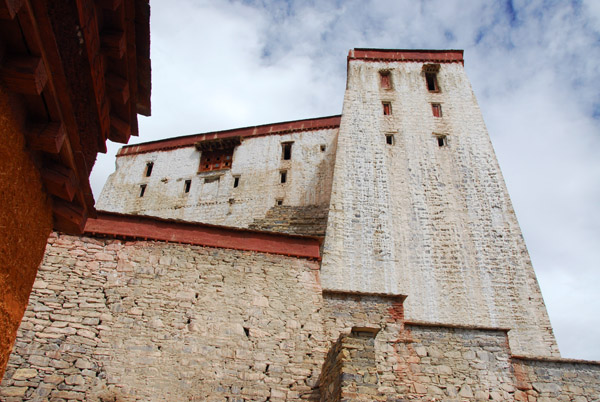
[195,136,242,152]
[0,0,151,234]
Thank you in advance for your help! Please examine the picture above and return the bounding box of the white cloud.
[90,0,600,359]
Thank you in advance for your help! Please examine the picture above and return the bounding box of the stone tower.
[321,49,558,357]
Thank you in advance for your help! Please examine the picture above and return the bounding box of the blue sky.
[91,0,600,359]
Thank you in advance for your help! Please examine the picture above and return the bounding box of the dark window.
[432,103,442,117]
[276,199,283,206]
[233,176,240,188]
[282,142,293,160]
[199,149,233,172]
[436,135,447,147]
[280,170,287,184]
[380,71,391,89]
[145,162,153,177]
[320,144,326,152]
[386,134,395,145]
[426,72,439,92]
[184,180,191,193]
[139,184,147,197]
[383,102,392,116]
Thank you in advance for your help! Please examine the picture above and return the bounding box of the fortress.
[1,49,599,401]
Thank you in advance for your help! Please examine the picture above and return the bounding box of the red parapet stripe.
[118,115,341,156]
[349,48,464,65]
[84,211,322,260]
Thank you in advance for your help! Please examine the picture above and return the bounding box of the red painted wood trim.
[118,115,341,156]
[84,211,322,260]
[349,49,464,65]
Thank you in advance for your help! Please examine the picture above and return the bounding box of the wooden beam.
[41,162,78,202]
[26,122,66,154]
[100,30,125,59]
[52,198,87,234]
[105,73,129,104]
[0,0,23,20]
[0,55,47,95]
[108,113,130,143]
[97,0,123,12]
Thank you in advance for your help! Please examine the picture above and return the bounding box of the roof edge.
[84,211,322,260]
[348,48,464,65]
[118,115,341,157]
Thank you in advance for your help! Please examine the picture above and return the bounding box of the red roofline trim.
[84,211,322,260]
[349,49,464,65]
[118,115,341,156]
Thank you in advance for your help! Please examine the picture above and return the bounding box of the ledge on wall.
[84,211,322,260]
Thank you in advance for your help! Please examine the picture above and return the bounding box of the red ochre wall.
[0,83,53,378]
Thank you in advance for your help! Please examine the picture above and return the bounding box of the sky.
[90,0,600,360]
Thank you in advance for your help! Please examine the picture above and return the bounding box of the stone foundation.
[2,233,599,401]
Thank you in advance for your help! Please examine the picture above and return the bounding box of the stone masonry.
[2,233,599,401]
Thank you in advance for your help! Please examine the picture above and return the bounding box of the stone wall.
[248,205,329,237]
[3,233,599,401]
[97,127,337,233]
[0,233,403,401]
[321,58,558,357]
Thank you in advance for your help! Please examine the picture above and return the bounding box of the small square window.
[383,102,392,116]
[320,144,326,152]
[432,103,442,117]
[379,71,391,89]
[184,180,191,193]
[280,170,287,184]
[145,162,154,177]
[282,142,293,160]
[436,135,447,147]
[385,134,395,145]
[276,199,283,206]
[426,72,439,92]
[139,184,147,197]
[233,176,240,188]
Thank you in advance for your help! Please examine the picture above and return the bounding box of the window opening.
[426,72,439,92]
[386,134,395,145]
[233,176,240,188]
[145,162,153,177]
[282,142,293,160]
[280,170,287,184]
[379,71,391,89]
[139,184,146,197]
[184,180,191,193]
[199,150,233,172]
[320,144,326,152]
[436,135,447,147]
[432,103,442,117]
[382,102,392,116]
[276,199,283,206]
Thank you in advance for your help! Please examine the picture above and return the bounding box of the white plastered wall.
[320,59,559,357]
[97,128,338,228]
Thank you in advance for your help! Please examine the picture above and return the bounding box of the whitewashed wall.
[320,59,559,357]
[97,128,338,228]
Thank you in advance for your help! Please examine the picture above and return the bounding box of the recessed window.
[382,102,392,116]
[385,134,395,145]
[426,72,439,92]
[282,142,293,160]
[145,162,153,177]
[280,170,287,184]
[379,71,391,89]
[199,150,233,172]
[276,199,283,206]
[139,184,147,197]
[432,103,442,117]
[184,180,191,193]
[320,144,326,152]
[436,135,447,147]
[233,176,240,188]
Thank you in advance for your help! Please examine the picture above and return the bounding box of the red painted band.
[84,211,322,260]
